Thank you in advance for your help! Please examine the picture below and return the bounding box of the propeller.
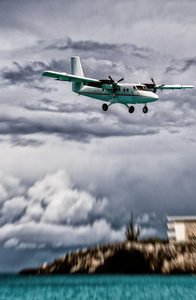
[150,78,157,93]
[117,77,124,83]
[151,78,165,93]
[108,75,114,82]
[99,76,124,96]
[142,78,165,93]
[108,75,124,83]
[108,76,124,95]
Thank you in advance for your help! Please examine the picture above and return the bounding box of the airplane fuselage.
[76,83,159,105]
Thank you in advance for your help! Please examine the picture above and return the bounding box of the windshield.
[136,85,147,90]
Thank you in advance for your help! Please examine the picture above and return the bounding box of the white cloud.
[139,227,158,239]
[0,183,7,203]
[0,219,124,249]
[0,197,27,224]
[0,172,24,204]
[136,213,151,224]
[24,203,43,223]
[0,170,118,249]
[4,237,19,248]
[21,170,108,224]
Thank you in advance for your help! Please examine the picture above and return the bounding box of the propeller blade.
[117,77,124,83]
[108,75,113,81]
[151,78,155,85]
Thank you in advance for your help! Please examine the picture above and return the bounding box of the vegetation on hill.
[125,212,140,242]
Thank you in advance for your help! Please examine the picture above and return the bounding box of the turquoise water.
[0,275,196,300]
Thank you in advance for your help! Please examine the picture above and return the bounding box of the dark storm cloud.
[182,58,196,72]
[0,115,68,135]
[1,59,68,90]
[0,113,159,142]
[2,61,45,84]
[46,37,119,52]
[166,57,196,73]
[46,38,153,60]
[125,44,153,59]
[24,98,94,114]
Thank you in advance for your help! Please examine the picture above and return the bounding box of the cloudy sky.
[0,0,196,272]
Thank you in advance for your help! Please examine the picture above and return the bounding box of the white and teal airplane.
[42,56,194,114]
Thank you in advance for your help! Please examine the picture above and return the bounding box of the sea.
[0,274,196,300]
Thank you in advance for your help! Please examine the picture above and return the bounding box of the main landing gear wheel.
[129,106,135,114]
[102,104,108,111]
[143,106,148,114]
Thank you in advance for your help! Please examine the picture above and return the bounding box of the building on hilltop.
[167,216,196,242]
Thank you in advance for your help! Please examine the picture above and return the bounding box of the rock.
[19,241,196,275]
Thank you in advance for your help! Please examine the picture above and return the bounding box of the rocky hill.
[19,241,196,275]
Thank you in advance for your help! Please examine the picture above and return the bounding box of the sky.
[0,0,196,272]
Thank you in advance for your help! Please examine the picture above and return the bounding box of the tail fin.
[71,56,84,92]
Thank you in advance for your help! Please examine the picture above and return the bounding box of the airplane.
[42,56,194,114]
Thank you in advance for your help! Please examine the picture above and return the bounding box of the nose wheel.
[143,105,148,114]
[102,103,108,111]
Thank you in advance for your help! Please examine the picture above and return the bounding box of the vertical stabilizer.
[71,56,84,77]
[71,56,84,92]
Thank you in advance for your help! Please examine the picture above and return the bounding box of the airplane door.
[102,88,106,99]
[133,86,138,95]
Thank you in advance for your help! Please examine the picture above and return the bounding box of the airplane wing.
[156,84,194,90]
[42,71,100,86]
[144,79,194,92]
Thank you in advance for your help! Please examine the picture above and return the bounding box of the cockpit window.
[136,85,147,90]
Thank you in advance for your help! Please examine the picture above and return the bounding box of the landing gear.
[129,106,135,114]
[102,103,108,111]
[143,105,148,114]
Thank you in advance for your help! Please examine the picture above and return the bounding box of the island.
[19,241,196,275]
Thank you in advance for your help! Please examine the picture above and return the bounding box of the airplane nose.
[152,93,159,100]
